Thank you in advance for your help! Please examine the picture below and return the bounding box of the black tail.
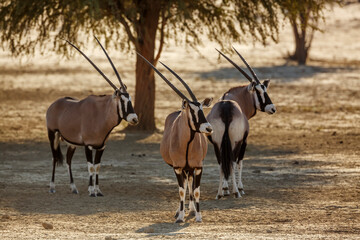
[48,129,63,166]
[220,101,234,180]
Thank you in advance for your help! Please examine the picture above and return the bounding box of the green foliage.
[0,0,280,57]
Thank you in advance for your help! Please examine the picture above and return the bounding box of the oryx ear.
[113,89,121,97]
[182,99,188,109]
[247,81,256,92]
[263,79,270,88]
[201,97,213,107]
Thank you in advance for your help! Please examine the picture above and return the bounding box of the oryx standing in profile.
[207,47,276,199]
[46,37,138,196]
[138,53,213,223]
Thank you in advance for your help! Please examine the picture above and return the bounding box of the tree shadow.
[197,65,357,83]
[136,222,190,237]
[0,138,340,216]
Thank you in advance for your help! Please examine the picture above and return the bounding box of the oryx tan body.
[161,110,208,169]
[138,53,212,223]
[222,85,257,119]
[47,37,138,196]
[47,95,119,148]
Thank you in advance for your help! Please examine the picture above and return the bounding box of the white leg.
[194,168,202,223]
[174,168,187,223]
[88,162,96,196]
[175,186,186,223]
[232,162,241,198]
[67,163,79,194]
[237,161,245,195]
[70,183,78,194]
[188,173,196,215]
[222,179,230,196]
[49,181,56,193]
[216,165,224,199]
[94,163,103,196]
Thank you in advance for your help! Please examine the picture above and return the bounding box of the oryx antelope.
[46,37,138,196]
[137,53,213,223]
[207,47,276,199]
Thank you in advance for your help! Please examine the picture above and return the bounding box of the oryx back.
[46,95,119,148]
[222,86,256,120]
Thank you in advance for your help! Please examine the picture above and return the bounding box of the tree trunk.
[290,16,309,65]
[131,3,161,131]
[293,32,307,65]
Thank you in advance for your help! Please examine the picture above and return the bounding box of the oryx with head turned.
[138,53,213,223]
[207,47,276,199]
[46,37,138,196]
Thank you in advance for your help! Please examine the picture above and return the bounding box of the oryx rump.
[207,47,276,199]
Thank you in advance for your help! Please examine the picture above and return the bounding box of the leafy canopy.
[0,0,280,57]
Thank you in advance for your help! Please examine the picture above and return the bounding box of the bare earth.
[1,4,360,240]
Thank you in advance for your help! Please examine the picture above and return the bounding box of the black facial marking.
[188,102,207,132]
[118,92,135,119]
[255,85,273,112]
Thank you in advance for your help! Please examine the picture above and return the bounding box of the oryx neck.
[223,85,256,120]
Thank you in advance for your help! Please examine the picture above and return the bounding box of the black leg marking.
[194,168,202,190]
[48,129,63,166]
[237,131,248,163]
[174,168,185,189]
[88,175,93,187]
[48,129,63,193]
[174,168,186,223]
[51,158,56,183]
[85,146,96,197]
[180,201,184,211]
[66,146,76,184]
[85,146,94,189]
[213,143,221,165]
[196,202,200,213]
[94,149,104,196]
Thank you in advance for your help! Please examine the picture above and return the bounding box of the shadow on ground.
[0,133,341,217]
[197,65,357,83]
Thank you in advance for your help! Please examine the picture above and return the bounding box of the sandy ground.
[1,3,360,239]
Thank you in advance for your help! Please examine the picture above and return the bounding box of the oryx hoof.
[215,194,223,200]
[90,193,96,197]
[96,192,104,197]
[195,213,202,223]
[175,218,184,223]
[49,189,56,194]
[238,188,245,195]
[223,187,230,196]
[72,189,79,194]
[234,192,241,198]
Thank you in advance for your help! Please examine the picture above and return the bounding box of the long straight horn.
[136,52,191,102]
[232,47,260,84]
[215,48,253,82]
[94,36,127,90]
[159,61,197,102]
[66,40,118,90]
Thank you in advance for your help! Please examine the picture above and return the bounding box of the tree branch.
[117,14,138,49]
[154,9,167,64]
